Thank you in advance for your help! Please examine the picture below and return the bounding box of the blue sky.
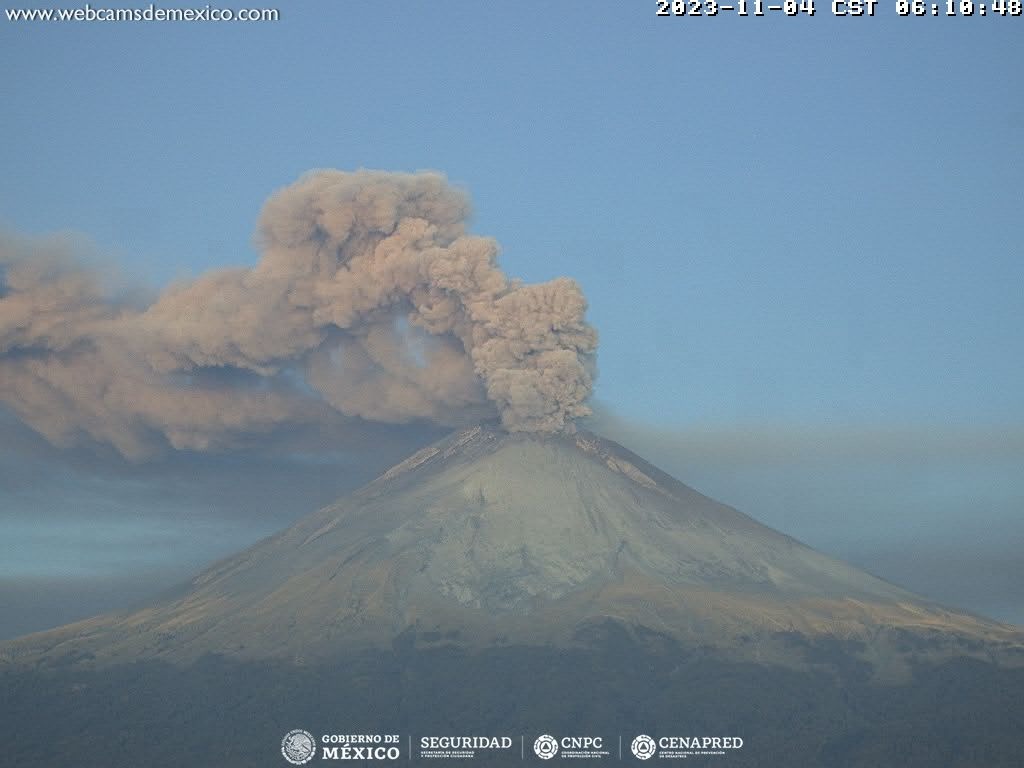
[1,2,1021,634]
[2,7,1021,426]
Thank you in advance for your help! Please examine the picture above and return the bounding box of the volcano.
[3,426,1024,767]
[6,425,1019,667]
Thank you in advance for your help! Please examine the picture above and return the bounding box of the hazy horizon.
[2,408,1022,640]
[2,2,1021,647]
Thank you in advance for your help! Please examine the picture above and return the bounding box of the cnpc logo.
[533,734,605,759]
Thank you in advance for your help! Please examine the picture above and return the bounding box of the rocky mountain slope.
[4,425,1024,767]
[6,425,1020,677]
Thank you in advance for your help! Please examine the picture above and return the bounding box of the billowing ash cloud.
[0,170,597,458]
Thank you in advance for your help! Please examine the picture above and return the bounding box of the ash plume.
[0,170,597,457]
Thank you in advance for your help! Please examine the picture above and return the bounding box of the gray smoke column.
[0,170,597,457]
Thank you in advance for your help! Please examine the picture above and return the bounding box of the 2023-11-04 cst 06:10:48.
[656,0,1021,14]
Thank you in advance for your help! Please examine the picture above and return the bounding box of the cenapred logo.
[637,735,744,760]
[534,734,559,760]
[281,729,317,765]
[631,734,657,760]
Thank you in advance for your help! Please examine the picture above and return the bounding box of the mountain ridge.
[3,425,1021,676]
